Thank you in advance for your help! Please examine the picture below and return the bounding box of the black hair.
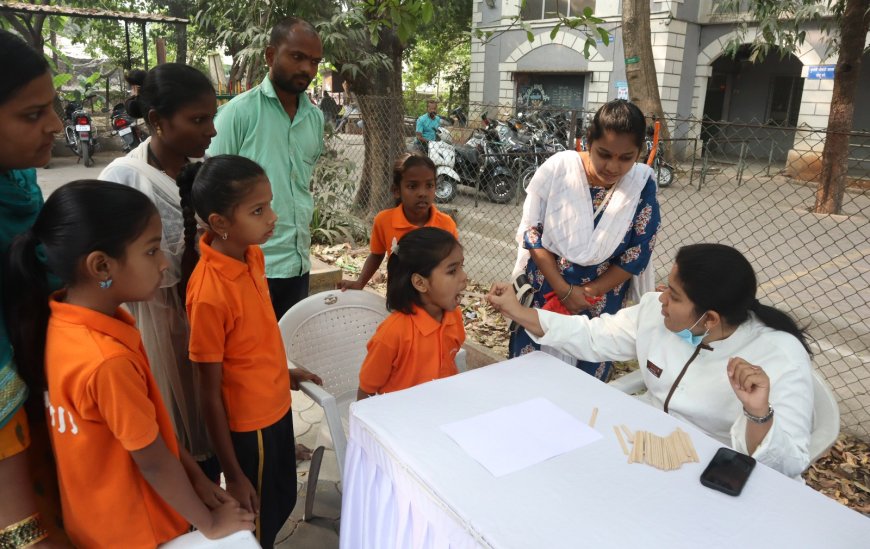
[269,17,319,47]
[393,152,437,192]
[674,243,812,354]
[386,227,461,315]
[0,30,50,105]
[586,99,646,150]
[126,63,215,122]
[176,155,267,290]
[125,68,147,88]
[3,181,157,399]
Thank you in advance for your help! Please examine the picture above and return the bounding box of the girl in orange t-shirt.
[339,152,457,290]
[4,181,254,548]
[357,227,468,398]
[178,155,321,548]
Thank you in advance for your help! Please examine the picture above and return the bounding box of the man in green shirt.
[208,17,324,319]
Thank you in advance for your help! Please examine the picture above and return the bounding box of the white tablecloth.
[339,352,869,548]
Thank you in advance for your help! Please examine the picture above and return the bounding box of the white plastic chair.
[608,369,840,465]
[278,289,469,519]
[279,289,388,483]
[159,530,259,548]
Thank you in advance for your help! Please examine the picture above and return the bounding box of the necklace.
[146,144,168,176]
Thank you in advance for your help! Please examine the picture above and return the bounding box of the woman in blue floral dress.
[509,100,661,381]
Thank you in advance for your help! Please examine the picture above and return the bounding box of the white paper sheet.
[440,397,602,477]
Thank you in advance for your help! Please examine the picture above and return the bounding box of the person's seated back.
[415,100,441,151]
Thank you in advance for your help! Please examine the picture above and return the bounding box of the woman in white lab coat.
[487,243,814,477]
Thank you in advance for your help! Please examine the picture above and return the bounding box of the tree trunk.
[175,24,188,64]
[347,30,407,217]
[2,12,47,50]
[156,38,167,65]
[813,0,869,214]
[621,0,672,151]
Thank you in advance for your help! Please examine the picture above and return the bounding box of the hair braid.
[176,162,204,298]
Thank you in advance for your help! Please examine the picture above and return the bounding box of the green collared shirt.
[207,76,324,278]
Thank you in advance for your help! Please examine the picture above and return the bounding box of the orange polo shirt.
[44,295,188,549]
[370,205,458,255]
[359,305,465,394]
[187,234,291,432]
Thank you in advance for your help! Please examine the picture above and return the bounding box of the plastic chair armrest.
[456,348,468,373]
[608,370,645,394]
[299,380,336,410]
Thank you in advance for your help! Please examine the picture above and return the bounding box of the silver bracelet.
[743,405,774,424]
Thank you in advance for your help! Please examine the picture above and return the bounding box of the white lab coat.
[531,292,814,477]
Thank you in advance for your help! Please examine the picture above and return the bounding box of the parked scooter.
[429,125,517,204]
[110,102,142,153]
[63,99,98,167]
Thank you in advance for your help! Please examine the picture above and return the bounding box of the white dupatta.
[513,150,655,303]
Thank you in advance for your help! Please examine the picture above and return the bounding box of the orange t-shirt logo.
[44,391,80,435]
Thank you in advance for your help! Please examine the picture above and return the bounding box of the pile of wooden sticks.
[614,425,699,471]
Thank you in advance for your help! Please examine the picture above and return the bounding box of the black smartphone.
[700,447,756,496]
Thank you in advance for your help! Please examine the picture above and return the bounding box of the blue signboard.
[807,65,835,79]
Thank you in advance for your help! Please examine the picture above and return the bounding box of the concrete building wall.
[471,0,856,158]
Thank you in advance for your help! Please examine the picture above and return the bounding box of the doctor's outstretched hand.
[486,283,545,338]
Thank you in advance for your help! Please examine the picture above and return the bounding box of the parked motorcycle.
[63,100,98,167]
[449,106,467,127]
[429,125,517,204]
[110,102,142,153]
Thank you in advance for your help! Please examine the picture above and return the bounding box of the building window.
[766,76,803,127]
[521,0,595,21]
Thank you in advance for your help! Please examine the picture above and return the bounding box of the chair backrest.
[278,289,389,400]
[809,371,840,463]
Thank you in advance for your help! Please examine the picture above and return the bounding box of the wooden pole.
[156,37,166,65]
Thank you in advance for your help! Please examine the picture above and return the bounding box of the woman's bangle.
[743,406,774,424]
[0,513,48,548]
[560,284,574,302]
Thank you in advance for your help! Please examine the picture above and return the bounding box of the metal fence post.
[736,141,748,187]
[699,147,709,191]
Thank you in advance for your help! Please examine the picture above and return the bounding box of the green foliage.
[310,126,369,245]
[402,0,471,106]
[195,0,339,85]
[357,0,435,46]
[715,0,866,60]
[52,73,74,90]
[473,0,607,59]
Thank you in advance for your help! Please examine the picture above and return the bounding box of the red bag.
[541,292,570,315]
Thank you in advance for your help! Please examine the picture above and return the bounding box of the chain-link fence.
[316,97,870,438]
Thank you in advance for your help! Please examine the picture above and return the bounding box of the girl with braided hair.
[177,155,320,547]
[99,63,218,478]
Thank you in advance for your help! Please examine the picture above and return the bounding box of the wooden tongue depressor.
[614,426,630,456]
[589,407,599,428]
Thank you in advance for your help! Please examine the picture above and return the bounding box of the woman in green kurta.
[0,30,67,547]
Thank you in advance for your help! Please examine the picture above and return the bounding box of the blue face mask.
[674,313,708,346]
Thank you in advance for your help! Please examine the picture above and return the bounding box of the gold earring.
[156,126,163,137]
